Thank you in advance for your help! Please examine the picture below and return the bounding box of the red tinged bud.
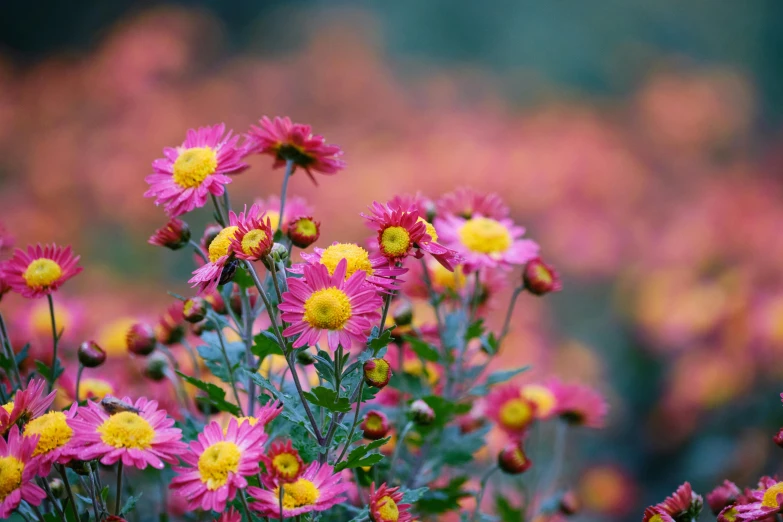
[522,257,562,296]
[409,399,435,425]
[361,410,391,440]
[774,428,783,449]
[148,218,191,250]
[203,291,227,315]
[287,216,321,248]
[364,358,392,389]
[706,480,741,515]
[144,353,169,382]
[183,297,207,323]
[77,341,106,368]
[126,322,157,356]
[498,440,532,475]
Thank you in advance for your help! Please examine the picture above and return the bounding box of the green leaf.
[120,492,143,516]
[417,476,471,515]
[367,327,393,353]
[404,336,440,362]
[232,266,255,289]
[176,372,241,416]
[402,487,429,503]
[251,331,284,360]
[313,350,336,383]
[466,319,485,341]
[34,358,64,384]
[480,332,500,355]
[334,437,390,472]
[469,366,530,396]
[303,386,351,413]
[496,495,524,522]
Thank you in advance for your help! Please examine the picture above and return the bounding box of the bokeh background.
[2,1,783,520]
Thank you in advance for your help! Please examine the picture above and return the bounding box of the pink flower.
[247,116,345,184]
[551,381,609,429]
[642,506,675,522]
[435,214,539,273]
[68,396,186,469]
[145,123,249,217]
[253,195,314,232]
[148,218,191,250]
[436,187,509,220]
[280,259,383,351]
[0,378,56,435]
[716,480,783,521]
[368,482,414,522]
[485,385,536,435]
[261,440,305,483]
[213,508,242,522]
[707,480,741,515]
[655,482,703,519]
[0,222,14,253]
[0,426,46,518]
[248,462,349,518]
[170,418,268,512]
[23,403,79,474]
[2,244,82,299]
[291,242,407,292]
[228,206,274,261]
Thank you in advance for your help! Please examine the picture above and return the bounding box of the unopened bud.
[392,301,413,327]
[498,440,532,475]
[48,478,66,499]
[67,460,91,476]
[126,323,157,356]
[360,410,391,440]
[409,399,435,425]
[149,218,191,251]
[296,350,316,366]
[269,243,288,263]
[559,490,580,516]
[363,358,392,389]
[78,341,106,368]
[183,297,207,323]
[706,480,741,515]
[287,216,321,248]
[204,291,227,315]
[522,258,562,296]
[144,353,168,382]
[424,200,437,223]
[774,428,783,449]
[106,516,129,522]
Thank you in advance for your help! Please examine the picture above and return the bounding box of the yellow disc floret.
[762,482,783,508]
[380,226,411,258]
[458,217,512,254]
[0,456,23,501]
[23,259,62,289]
[499,399,533,430]
[417,217,438,242]
[271,453,301,479]
[377,495,400,521]
[293,218,318,237]
[97,412,155,450]
[198,441,241,490]
[273,478,320,509]
[2,402,13,415]
[303,288,352,330]
[319,243,374,278]
[241,229,269,256]
[24,411,73,456]
[521,385,557,418]
[173,147,217,189]
[208,226,239,263]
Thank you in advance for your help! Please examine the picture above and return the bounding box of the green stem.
[240,288,257,416]
[335,379,365,466]
[37,477,65,521]
[189,239,208,263]
[244,262,285,348]
[26,502,46,522]
[278,483,285,521]
[472,466,499,521]
[498,286,524,346]
[57,464,80,522]
[388,421,413,477]
[277,160,295,232]
[0,313,21,388]
[239,490,254,521]
[46,294,60,393]
[210,193,228,227]
[212,318,245,416]
[114,461,124,516]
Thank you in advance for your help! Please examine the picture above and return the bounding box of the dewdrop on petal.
[364,358,392,389]
[77,341,106,368]
[409,400,434,425]
[126,322,157,356]
[498,440,532,475]
[361,410,391,440]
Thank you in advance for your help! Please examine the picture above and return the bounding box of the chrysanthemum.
[213,508,242,522]
[551,381,609,429]
[189,206,250,294]
[707,480,741,515]
[292,242,406,291]
[247,116,345,183]
[485,385,536,435]
[148,218,191,250]
[368,482,414,522]
[388,192,434,221]
[521,382,559,420]
[228,205,273,261]
[262,440,305,483]
[248,462,349,518]
[2,244,82,299]
[156,301,186,346]
[0,426,46,519]
[145,123,249,217]
[280,259,383,351]
[253,195,313,232]
[169,418,268,512]
[0,378,56,435]
[68,396,186,469]
[221,403,282,434]
[362,201,460,270]
[22,403,78,474]
[655,482,703,520]
[436,187,509,220]
[435,214,539,272]
[642,507,675,522]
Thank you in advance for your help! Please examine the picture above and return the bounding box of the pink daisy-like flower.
[228,205,274,261]
[262,439,305,483]
[247,116,345,184]
[253,195,313,232]
[0,378,56,435]
[68,396,186,469]
[213,508,241,522]
[655,482,703,519]
[148,218,191,251]
[2,244,82,299]
[707,480,741,515]
[248,462,349,518]
[145,123,249,217]
[642,506,675,522]
[170,418,268,512]
[280,259,383,351]
[188,207,249,294]
[388,192,435,221]
[362,201,461,270]
[435,213,539,273]
[436,187,510,220]
[551,381,609,429]
[368,482,414,522]
[291,242,407,292]
[0,426,46,519]
[485,385,536,436]
[716,481,783,522]
[23,403,78,474]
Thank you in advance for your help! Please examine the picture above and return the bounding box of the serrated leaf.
[466,319,485,341]
[232,266,255,289]
[367,327,393,353]
[120,492,142,516]
[402,487,429,503]
[303,386,351,413]
[404,336,440,362]
[176,372,241,416]
[251,331,284,360]
[335,436,390,471]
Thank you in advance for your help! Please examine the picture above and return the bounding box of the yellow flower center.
[208,226,239,263]
[79,378,115,401]
[23,259,63,289]
[365,359,390,384]
[266,211,281,231]
[319,243,374,278]
[762,482,783,508]
[2,402,13,414]
[172,147,217,189]
[380,226,411,257]
[271,453,301,480]
[303,288,352,330]
[458,217,512,254]
[24,411,73,456]
[649,515,665,522]
[521,385,557,417]
[198,441,241,490]
[241,229,268,256]
[431,263,466,292]
[499,399,533,430]
[364,414,385,432]
[293,218,318,237]
[0,456,23,501]
[97,412,155,450]
[417,217,438,242]
[377,495,400,521]
[273,478,320,509]
[531,264,554,285]
[721,507,737,521]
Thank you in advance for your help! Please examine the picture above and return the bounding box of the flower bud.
[498,440,532,475]
[706,480,741,515]
[204,291,227,315]
[409,399,435,425]
[156,302,186,346]
[424,200,437,223]
[77,341,106,368]
[392,301,413,327]
[148,218,191,250]
[263,243,289,269]
[48,478,66,499]
[126,322,156,356]
[363,358,392,389]
[218,258,239,286]
[144,353,169,382]
[296,350,315,366]
[67,460,92,476]
[360,410,391,440]
[106,516,128,522]
[287,216,321,248]
[774,428,783,449]
[522,257,562,296]
[558,490,580,516]
[183,297,207,323]
[101,397,140,416]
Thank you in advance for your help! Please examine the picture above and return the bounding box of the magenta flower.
[0,426,46,518]
[551,381,609,429]
[436,187,509,220]
[368,482,414,522]
[2,244,82,299]
[0,378,56,436]
[23,403,79,474]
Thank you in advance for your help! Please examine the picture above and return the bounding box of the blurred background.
[2,1,783,519]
